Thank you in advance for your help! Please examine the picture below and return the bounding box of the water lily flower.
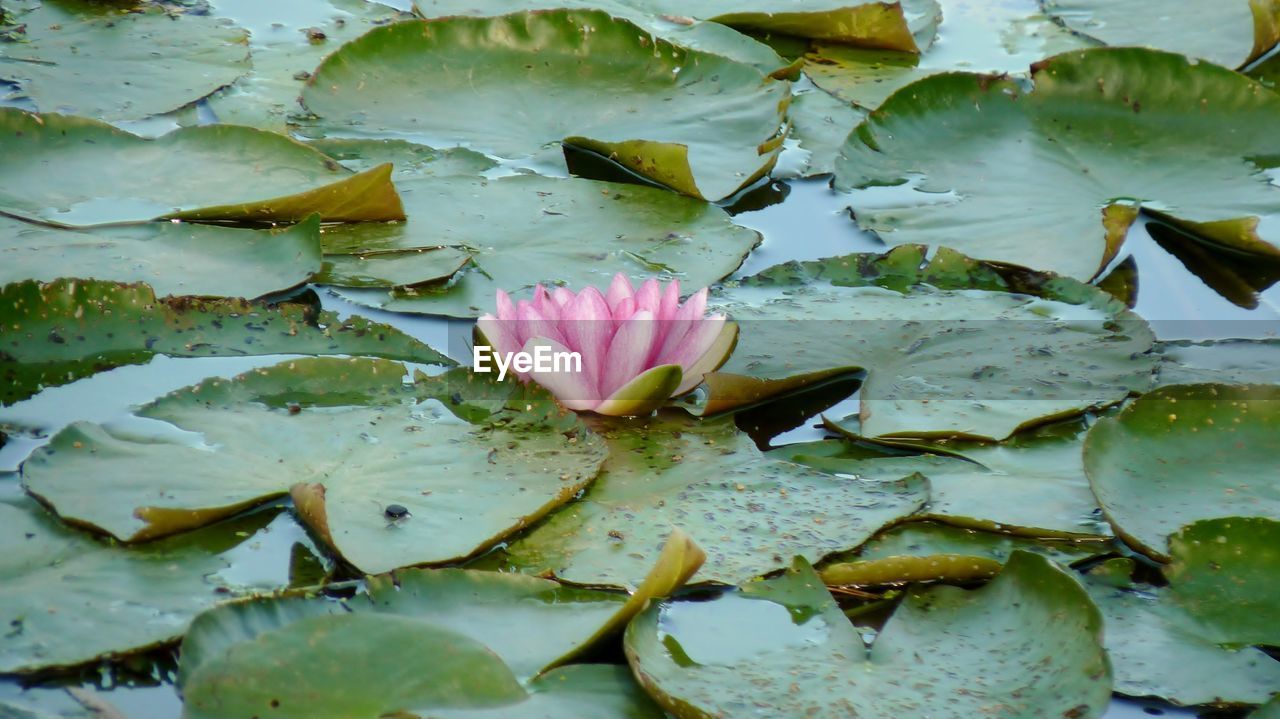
[476,274,737,416]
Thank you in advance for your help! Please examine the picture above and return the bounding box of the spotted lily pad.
[1083,383,1280,559]
[297,9,789,200]
[0,214,321,297]
[0,279,449,405]
[1081,518,1280,705]
[22,358,609,574]
[702,246,1156,440]
[773,415,1111,538]
[0,109,404,226]
[777,88,866,178]
[1042,0,1280,68]
[625,552,1111,717]
[0,0,250,121]
[324,174,760,316]
[834,48,1280,280]
[502,413,929,588]
[0,496,275,674]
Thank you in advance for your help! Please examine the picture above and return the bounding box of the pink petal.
[654,287,709,365]
[522,337,599,411]
[634,278,661,314]
[552,287,575,309]
[532,285,560,322]
[672,319,738,395]
[562,287,613,399]
[605,273,634,312]
[496,289,516,322]
[657,280,681,322]
[613,297,636,326]
[476,313,519,359]
[601,309,660,397]
[668,314,726,373]
[516,303,568,375]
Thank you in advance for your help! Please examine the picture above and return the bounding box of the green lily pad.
[0,279,450,406]
[22,358,609,574]
[178,552,696,718]
[0,496,273,674]
[200,0,412,132]
[776,87,866,178]
[1042,0,1280,69]
[1083,383,1280,560]
[1155,339,1280,387]
[323,174,760,316]
[310,138,497,179]
[0,214,321,298]
[1257,696,1280,718]
[1081,519,1280,705]
[296,10,789,200]
[773,416,1111,537]
[804,0,1086,110]
[0,0,250,122]
[818,520,1104,585]
[834,48,1280,280]
[502,413,929,588]
[625,552,1111,717]
[0,109,404,226]
[702,246,1156,440]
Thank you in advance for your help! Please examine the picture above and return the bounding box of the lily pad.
[177,550,697,719]
[323,174,760,316]
[0,109,404,226]
[297,10,790,200]
[804,0,1086,110]
[625,552,1112,717]
[22,358,609,574]
[0,214,321,298]
[0,279,450,405]
[1042,0,1280,69]
[774,415,1111,537]
[776,87,867,178]
[834,48,1280,280]
[1155,339,1280,387]
[1081,519,1280,705]
[201,0,412,132]
[0,496,274,674]
[819,520,1104,586]
[1083,383,1280,560]
[702,246,1156,439]
[0,0,250,121]
[309,138,497,179]
[502,413,929,588]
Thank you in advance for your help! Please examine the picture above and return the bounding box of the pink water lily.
[476,274,737,416]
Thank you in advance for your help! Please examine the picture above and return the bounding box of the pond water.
[2,0,1276,716]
